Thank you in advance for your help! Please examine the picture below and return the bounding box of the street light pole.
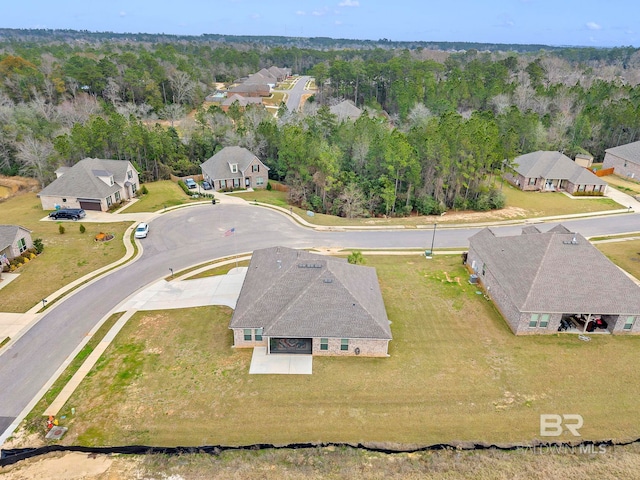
[430,222,438,256]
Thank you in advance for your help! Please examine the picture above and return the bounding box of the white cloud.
[335,20,343,25]
[119,11,126,17]
[312,9,327,16]
[586,21,602,31]
[338,0,359,6]
[296,10,306,15]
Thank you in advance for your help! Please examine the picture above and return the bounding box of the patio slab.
[249,347,313,375]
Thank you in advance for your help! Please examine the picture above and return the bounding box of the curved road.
[2,203,640,440]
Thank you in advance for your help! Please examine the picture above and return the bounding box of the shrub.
[141,185,149,195]
[348,251,365,265]
[266,182,273,191]
[58,224,65,234]
[79,224,86,234]
[33,238,44,254]
[178,180,194,196]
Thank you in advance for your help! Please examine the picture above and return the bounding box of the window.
[256,177,264,186]
[252,164,260,172]
[529,314,539,328]
[106,195,112,206]
[132,183,137,193]
[528,177,536,186]
[18,238,27,253]
[115,191,121,202]
[127,170,133,179]
[230,163,238,173]
[244,329,252,341]
[624,316,635,331]
[340,339,349,351]
[539,314,550,328]
[233,178,240,188]
[320,338,328,351]
[255,328,263,341]
[578,184,585,192]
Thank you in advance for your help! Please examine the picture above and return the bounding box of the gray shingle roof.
[0,225,30,251]
[38,158,131,200]
[222,94,263,107]
[229,83,269,94]
[200,146,269,182]
[329,100,362,121]
[230,247,392,339]
[605,141,640,164]
[512,151,606,185]
[469,226,640,314]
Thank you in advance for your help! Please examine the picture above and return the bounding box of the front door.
[245,177,251,187]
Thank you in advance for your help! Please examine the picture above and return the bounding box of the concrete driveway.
[116,267,247,312]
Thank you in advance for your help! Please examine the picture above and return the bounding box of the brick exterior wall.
[610,314,640,334]
[242,159,268,189]
[504,171,540,191]
[231,329,389,356]
[565,181,605,195]
[603,152,640,180]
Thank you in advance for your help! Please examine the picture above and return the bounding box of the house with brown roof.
[0,225,32,263]
[228,82,271,98]
[229,247,392,356]
[200,146,269,191]
[467,225,640,335]
[603,140,640,180]
[505,151,607,194]
[38,158,139,211]
[221,94,264,112]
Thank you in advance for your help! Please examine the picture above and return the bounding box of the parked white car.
[134,222,149,239]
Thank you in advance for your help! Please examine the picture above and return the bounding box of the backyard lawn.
[49,255,640,447]
[596,238,640,280]
[603,174,640,196]
[0,192,130,312]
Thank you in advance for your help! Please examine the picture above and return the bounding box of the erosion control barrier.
[0,438,632,467]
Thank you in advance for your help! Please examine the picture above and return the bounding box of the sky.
[4,0,640,48]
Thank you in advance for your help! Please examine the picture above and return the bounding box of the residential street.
[279,75,311,111]
[1,202,640,441]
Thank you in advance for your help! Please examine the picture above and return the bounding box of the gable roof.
[229,83,270,94]
[222,94,263,107]
[200,146,269,181]
[0,225,31,251]
[605,141,640,164]
[329,100,363,121]
[469,226,640,314]
[230,247,392,339]
[38,158,132,200]
[512,151,606,185]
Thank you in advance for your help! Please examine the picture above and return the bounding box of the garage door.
[79,200,102,211]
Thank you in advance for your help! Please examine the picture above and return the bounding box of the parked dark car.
[202,181,212,190]
[49,208,86,220]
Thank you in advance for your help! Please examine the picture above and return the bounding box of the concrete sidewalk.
[249,347,313,374]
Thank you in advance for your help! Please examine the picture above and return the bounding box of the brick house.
[200,146,269,191]
[228,82,270,98]
[0,225,32,262]
[467,225,640,335]
[229,247,392,356]
[38,158,140,211]
[221,94,263,112]
[603,140,640,180]
[505,151,607,194]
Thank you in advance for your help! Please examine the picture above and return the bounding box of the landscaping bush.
[140,185,149,195]
[177,180,194,196]
[266,182,273,191]
[58,225,65,235]
[79,224,86,234]
[33,238,44,254]
[572,190,605,197]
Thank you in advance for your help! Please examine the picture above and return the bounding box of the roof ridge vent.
[562,234,579,245]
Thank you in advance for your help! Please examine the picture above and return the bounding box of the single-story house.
[230,246,392,356]
[603,140,640,180]
[467,225,640,335]
[200,146,269,191]
[228,82,271,98]
[268,66,291,82]
[505,151,607,194]
[329,100,363,122]
[221,94,264,112]
[38,158,140,212]
[0,225,33,262]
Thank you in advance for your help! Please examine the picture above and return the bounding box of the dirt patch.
[0,452,115,480]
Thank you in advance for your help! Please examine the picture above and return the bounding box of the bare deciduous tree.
[169,71,195,105]
[16,136,53,187]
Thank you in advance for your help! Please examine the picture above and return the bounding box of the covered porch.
[558,313,612,334]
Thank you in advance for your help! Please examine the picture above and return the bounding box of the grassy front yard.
[0,193,130,312]
[596,239,640,280]
[51,255,640,446]
[123,180,202,213]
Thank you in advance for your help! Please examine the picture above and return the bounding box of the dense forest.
[1,29,640,216]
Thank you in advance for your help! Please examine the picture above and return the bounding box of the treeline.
[2,32,640,218]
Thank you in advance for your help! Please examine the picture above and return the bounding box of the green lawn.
[51,255,640,447]
[123,180,202,213]
[603,174,640,195]
[596,239,640,280]
[263,92,286,107]
[0,193,130,312]
[233,189,288,207]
